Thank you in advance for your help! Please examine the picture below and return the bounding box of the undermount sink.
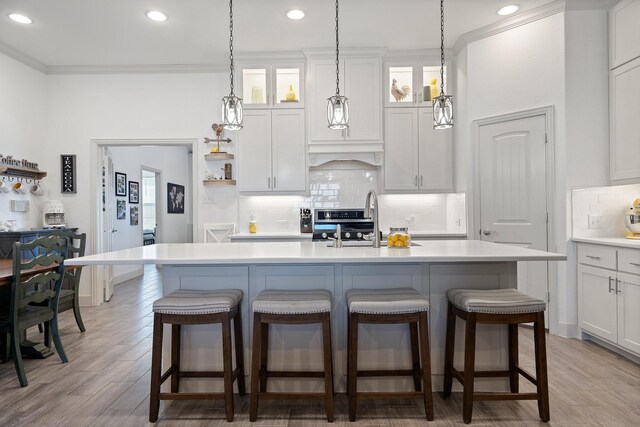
[327,241,421,247]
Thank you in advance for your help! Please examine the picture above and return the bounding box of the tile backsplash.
[572,183,640,238]
[238,165,466,235]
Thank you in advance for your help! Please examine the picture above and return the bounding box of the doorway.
[473,107,556,328]
[141,168,161,245]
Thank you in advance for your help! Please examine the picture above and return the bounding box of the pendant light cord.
[439,0,445,97]
[229,0,235,96]
[335,0,340,96]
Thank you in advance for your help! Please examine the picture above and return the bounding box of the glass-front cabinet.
[238,63,304,109]
[384,63,447,107]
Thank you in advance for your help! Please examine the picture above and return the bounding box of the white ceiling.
[0,0,565,67]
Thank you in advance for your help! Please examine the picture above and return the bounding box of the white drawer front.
[578,244,617,270]
[618,248,640,275]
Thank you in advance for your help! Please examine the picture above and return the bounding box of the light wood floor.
[1,266,639,426]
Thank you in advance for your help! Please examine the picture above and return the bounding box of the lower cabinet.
[237,109,306,192]
[577,244,640,355]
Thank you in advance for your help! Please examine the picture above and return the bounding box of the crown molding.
[452,0,611,54]
[46,63,229,75]
[0,40,47,73]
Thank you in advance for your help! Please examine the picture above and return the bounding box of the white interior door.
[101,147,115,301]
[479,114,549,322]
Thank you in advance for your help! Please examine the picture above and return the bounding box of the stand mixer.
[624,198,640,240]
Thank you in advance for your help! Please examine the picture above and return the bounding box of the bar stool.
[149,289,245,423]
[443,288,549,424]
[249,289,334,422]
[346,288,434,421]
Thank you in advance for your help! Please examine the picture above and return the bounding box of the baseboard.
[557,322,578,338]
[79,295,93,307]
[584,334,640,365]
[113,267,144,285]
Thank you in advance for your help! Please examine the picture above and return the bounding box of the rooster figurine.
[391,79,411,102]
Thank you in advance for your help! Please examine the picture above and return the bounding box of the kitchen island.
[67,241,565,393]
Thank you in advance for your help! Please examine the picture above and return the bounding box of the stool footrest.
[258,392,326,401]
[515,366,537,385]
[160,366,177,384]
[474,392,538,401]
[159,392,226,400]
[357,369,418,377]
[265,370,325,378]
[357,391,426,400]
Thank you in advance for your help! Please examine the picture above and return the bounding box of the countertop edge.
[572,237,640,249]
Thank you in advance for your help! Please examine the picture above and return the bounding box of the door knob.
[482,229,494,236]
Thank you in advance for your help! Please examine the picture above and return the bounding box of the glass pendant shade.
[327,95,349,130]
[433,94,453,129]
[222,95,243,131]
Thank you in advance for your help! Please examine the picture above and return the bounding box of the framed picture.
[116,199,126,220]
[167,182,185,214]
[115,172,127,196]
[60,154,76,193]
[129,181,139,204]
[130,206,139,225]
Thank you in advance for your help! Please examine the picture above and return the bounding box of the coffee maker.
[43,200,66,228]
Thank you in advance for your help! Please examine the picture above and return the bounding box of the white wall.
[0,54,48,229]
[455,10,609,336]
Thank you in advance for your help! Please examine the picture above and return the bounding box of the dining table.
[0,259,79,359]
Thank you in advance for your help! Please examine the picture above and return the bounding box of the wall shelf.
[203,179,236,186]
[204,153,235,161]
[0,165,47,180]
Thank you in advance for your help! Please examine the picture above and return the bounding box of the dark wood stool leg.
[508,323,519,393]
[409,321,422,392]
[149,314,163,422]
[171,324,180,393]
[443,301,456,398]
[233,309,246,396]
[462,313,477,424]
[249,313,262,422]
[259,322,269,393]
[322,312,335,422]
[346,314,351,396]
[222,313,234,422]
[348,313,359,422]
[419,311,434,421]
[534,312,550,422]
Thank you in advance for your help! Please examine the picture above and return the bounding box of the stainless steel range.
[312,208,374,241]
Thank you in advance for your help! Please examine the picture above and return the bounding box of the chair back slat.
[52,230,86,285]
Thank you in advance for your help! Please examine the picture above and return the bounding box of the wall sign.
[61,154,76,193]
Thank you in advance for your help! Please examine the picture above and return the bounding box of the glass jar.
[387,227,411,248]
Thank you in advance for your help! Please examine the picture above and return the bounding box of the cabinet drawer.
[618,248,640,275]
[578,244,617,270]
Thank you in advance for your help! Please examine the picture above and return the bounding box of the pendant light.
[222,0,243,130]
[433,0,453,129]
[327,0,349,130]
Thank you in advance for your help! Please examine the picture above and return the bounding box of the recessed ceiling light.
[286,10,305,20]
[8,13,32,24]
[497,5,519,16]
[146,10,168,22]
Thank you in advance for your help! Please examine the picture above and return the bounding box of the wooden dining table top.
[0,259,80,287]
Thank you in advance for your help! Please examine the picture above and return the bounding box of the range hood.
[308,141,384,168]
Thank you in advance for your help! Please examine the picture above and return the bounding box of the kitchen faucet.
[364,189,381,248]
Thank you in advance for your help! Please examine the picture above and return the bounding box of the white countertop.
[228,232,467,240]
[66,240,565,266]
[572,237,640,249]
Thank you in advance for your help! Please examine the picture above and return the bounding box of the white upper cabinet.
[418,108,453,191]
[609,0,640,69]
[384,62,447,108]
[306,50,383,144]
[237,110,272,191]
[237,62,305,109]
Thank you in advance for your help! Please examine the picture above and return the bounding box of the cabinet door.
[384,108,419,191]
[578,264,618,343]
[344,58,381,141]
[385,63,417,107]
[610,58,640,182]
[418,108,453,191]
[273,64,304,108]
[609,0,640,69]
[238,110,272,192]
[617,272,640,354]
[238,65,271,109]
[272,109,306,192]
[308,60,345,142]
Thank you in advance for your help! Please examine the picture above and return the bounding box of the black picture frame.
[167,183,185,214]
[115,172,127,196]
[116,199,126,220]
[60,154,76,193]
[129,181,139,204]
[130,206,139,225]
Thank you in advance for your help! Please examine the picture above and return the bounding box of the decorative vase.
[285,85,297,101]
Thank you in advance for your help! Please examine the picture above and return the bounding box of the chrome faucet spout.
[364,189,380,248]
